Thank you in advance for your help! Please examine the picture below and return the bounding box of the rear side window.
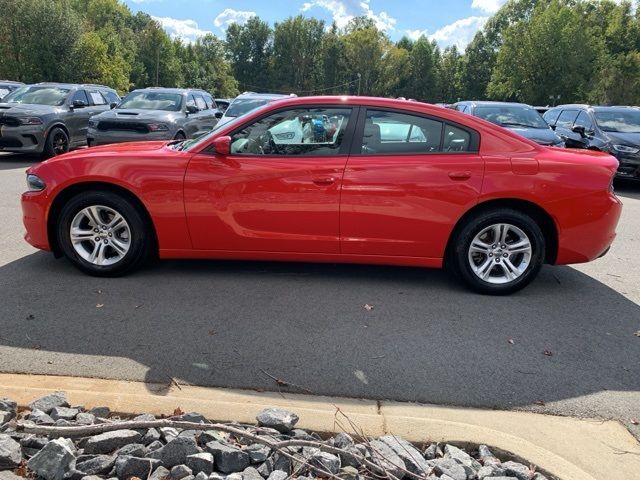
[103,91,120,104]
[193,93,208,110]
[543,109,561,125]
[556,110,579,128]
[203,93,215,109]
[186,94,196,108]
[362,110,443,154]
[89,91,107,105]
[443,124,471,152]
[574,111,594,131]
[72,89,89,105]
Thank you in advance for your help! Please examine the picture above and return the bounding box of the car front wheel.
[57,192,151,276]
[449,209,545,295]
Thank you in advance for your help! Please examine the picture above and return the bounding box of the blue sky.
[124,0,508,50]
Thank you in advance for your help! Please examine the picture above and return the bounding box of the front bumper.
[0,124,46,153]
[613,152,640,179]
[87,128,174,147]
[21,190,51,251]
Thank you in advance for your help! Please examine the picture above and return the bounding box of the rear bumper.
[554,191,622,264]
[21,190,51,251]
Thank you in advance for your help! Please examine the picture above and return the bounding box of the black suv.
[543,104,640,179]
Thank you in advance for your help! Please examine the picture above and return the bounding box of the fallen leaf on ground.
[631,418,639,425]
[363,304,374,311]
[534,400,546,406]
[96,304,104,308]
[208,329,217,336]
[543,350,553,356]
[172,407,184,416]
[634,331,640,337]
[508,338,515,345]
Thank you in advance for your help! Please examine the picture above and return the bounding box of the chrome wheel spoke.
[88,242,106,265]
[507,239,532,255]
[108,213,125,230]
[475,258,494,279]
[83,206,102,228]
[70,227,94,243]
[470,239,491,254]
[110,237,128,255]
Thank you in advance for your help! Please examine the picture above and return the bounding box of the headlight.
[612,144,640,154]
[18,117,43,126]
[26,174,46,192]
[148,123,169,132]
[88,120,97,128]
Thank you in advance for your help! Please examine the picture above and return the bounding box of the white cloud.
[428,16,488,51]
[151,16,212,43]
[213,8,256,31]
[405,29,428,41]
[301,0,396,31]
[471,0,507,14]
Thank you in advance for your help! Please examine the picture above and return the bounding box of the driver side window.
[230,107,352,156]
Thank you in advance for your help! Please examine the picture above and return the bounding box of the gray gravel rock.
[0,411,14,426]
[255,408,299,433]
[170,464,192,479]
[333,432,354,449]
[194,472,208,480]
[147,440,164,452]
[367,440,406,479]
[445,444,482,471]
[241,466,262,480]
[244,444,269,464]
[380,434,430,475]
[160,427,180,443]
[20,434,49,449]
[0,434,22,468]
[142,428,162,445]
[115,455,160,480]
[338,444,366,468]
[50,407,80,421]
[172,413,210,424]
[76,454,116,475]
[0,473,24,480]
[149,466,171,480]
[75,413,96,425]
[478,465,507,479]
[186,452,214,475]
[30,392,69,414]
[27,438,77,480]
[84,430,142,454]
[88,407,110,418]
[198,430,228,446]
[157,437,200,468]
[204,441,249,474]
[133,413,156,422]
[306,450,340,475]
[28,408,55,425]
[117,443,147,457]
[0,400,16,415]
[478,445,501,466]
[265,472,287,480]
[80,476,104,480]
[431,458,468,480]
[501,461,532,480]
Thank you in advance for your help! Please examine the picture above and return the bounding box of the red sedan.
[21,96,622,294]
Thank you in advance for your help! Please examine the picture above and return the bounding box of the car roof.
[0,80,25,85]
[128,87,212,95]
[456,100,535,108]
[234,92,296,100]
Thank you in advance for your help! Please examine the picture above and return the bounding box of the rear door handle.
[448,171,472,180]
[313,177,336,186]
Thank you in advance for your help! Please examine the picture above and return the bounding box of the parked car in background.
[216,92,296,127]
[0,80,25,100]
[22,96,621,295]
[215,98,232,112]
[87,88,221,146]
[0,83,120,157]
[534,106,550,115]
[453,101,564,147]
[544,104,640,179]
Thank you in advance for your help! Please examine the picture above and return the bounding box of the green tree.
[225,17,272,91]
[342,17,389,95]
[406,36,439,102]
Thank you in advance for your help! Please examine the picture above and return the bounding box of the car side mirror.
[211,136,231,155]
[110,102,118,109]
[549,124,556,131]
[571,125,587,137]
[72,100,87,109]
[215,111,223,119]
[186,105,198,115]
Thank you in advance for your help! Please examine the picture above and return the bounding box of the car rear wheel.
[43,127,69,158]
[57,192,151,276]
[449,209,545,295]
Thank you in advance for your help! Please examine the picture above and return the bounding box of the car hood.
[507,126,562,145]
[92,108,179,122]
[0,103,60,116]
[604,131,640,146]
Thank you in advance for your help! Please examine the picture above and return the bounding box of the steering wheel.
[243,138,265,155]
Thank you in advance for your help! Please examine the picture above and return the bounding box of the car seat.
[362,118,382,153]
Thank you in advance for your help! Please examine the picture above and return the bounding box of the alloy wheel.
[53,131,69,155]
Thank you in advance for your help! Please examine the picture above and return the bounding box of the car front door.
[340,108,484,260]
[192,93,217,136]
[553,109,581,146]
[65,89,92,145]
[184,105,355,253]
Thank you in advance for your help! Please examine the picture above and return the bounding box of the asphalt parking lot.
[0,152,639,439]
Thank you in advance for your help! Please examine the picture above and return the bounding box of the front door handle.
[448,171,472,180]
[313,177,336,186]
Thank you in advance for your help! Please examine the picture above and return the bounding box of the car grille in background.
[0,116,20,127]
[97,121,149,133]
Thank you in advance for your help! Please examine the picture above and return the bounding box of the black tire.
[448,208,545,295]
[43,127,70,159]
[174,131,186,141]
[57,191,151,277]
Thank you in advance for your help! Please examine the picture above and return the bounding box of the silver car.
[0,83,120,157]
[0,81,25,101]
[216,92,296,127]
[87,88,221,146]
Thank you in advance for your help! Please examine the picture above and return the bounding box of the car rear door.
[66,89,92,145]
[184,105,356,253]
[340,107,484,260]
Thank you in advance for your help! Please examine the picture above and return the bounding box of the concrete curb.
[2,373,639,480]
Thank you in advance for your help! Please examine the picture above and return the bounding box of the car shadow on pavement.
[0,154,39,171]
[0,251,638,415]
[614,179,640,200]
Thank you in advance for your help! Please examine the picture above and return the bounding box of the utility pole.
[357,73,361,96]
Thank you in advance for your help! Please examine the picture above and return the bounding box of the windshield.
[474,105,549,129]
[594,109,640,133]
[224,98,272,118]
[2,86,70,106]
[118,91,183,111]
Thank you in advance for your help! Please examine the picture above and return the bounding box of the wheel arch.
[47,181,158,258]
[46,122,70,138]
[445,198,559,265]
